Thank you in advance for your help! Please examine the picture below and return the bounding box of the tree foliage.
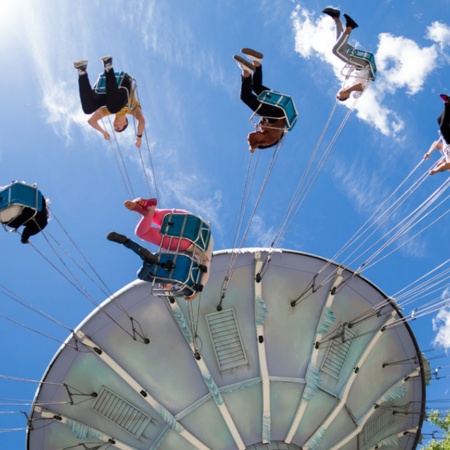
[422,410,450,450]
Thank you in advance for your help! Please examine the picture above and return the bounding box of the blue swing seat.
[160,213,211,252]
[0,182,43,224]
[346,49,377,80]
[93,71,129,94]
[138,252,205,299]
[257,90,298,131]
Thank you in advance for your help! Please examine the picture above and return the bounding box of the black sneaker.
[101,56,113,69]
[322,7,340,18]
[343,14,358,29]
[107,232,129,244]
[137,247,158,265]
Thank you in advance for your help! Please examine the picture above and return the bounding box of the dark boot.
[107,232,129,244]
[322,7,340,18]
[343,14,358,29]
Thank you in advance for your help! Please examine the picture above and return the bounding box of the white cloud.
[375,33,438,95]
[291,5,442,138]
[427,21,450,49]
[432,289,450,349]
[248,214,276,247]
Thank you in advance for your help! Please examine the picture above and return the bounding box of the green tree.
[422,410,450,450]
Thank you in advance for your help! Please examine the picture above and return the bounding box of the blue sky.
[1,0,450,447]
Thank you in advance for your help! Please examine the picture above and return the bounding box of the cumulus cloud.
[375,33,438,95]
[291,5,443,138]
[427,21,450,50]
[432,290,450,349]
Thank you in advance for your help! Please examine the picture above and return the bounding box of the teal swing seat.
[138,252,206,299]
[253,90,298,131]
[93,71,128,94]
[160,213,212,253]
[93,71,136,109]
[0,182,43,225]
[346,49,377,80]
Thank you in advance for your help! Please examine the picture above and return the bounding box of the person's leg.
[332,32,353,64]
[123,237,147,257]
[240,75,262,112]
[107,232,158,263]
[135,209,195,252]
[250,64,284,119]
[105,69,128,113]
[152,208,190,226]
[155,209,195,252]
[134,208,188,251]
[78,73,104,114]
[240,70,283,118]
[252,65,270,95]
[335,19,343,39]
[429,160,450,175]
[333,36,366,69]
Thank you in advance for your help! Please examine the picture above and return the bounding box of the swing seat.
[138,253,205,300]
[346,49,377,80]
[93,71,128,94]
[0,182,43,224]
[257,90,298,131]
[160,213,211,252]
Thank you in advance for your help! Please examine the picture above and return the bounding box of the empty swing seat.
[346,49,377,80]
[138,253,205,299]
[257,90,298,131]
[93,71,129,94]
[0,182,43,224]
[160,213,212,252]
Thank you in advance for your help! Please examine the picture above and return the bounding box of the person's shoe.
[322,7,340,18]
[107,232,129,244]
[134,197,157,209]
[343,14,358,29]
[101,56,113,71]
[440,94,450,103]
[73,60,88,73]
[137,247,158,265]
[124,197,157,215]
[241,48,264,64]
[233,55,255,74]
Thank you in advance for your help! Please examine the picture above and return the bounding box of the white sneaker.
[241,48,264,64]
[233,55,255,74]
[73,60,88,71]
[100,56,113,71]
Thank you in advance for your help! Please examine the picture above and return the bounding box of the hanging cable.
[219,140,283,305]
[257,98,359,281]
[103,116,135,199]
[29,232,144,342]
[133,82,160,200]
[0,283,72,333]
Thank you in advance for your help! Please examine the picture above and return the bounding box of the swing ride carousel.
[0,55,429,449]
[27,247,428,450]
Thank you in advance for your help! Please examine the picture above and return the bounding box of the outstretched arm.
[133,106,146,148]
[87,109,111,141]
[424,140,443,159]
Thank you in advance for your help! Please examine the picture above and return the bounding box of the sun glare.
[0,1,20,32]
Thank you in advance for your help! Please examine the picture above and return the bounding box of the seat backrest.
[0,182,42,212]
[346,49,377,80]
[0,182,43,226]
[138,252,202,298]
[160,213,211,251]
[257,90,298,131]
[94,71,128,93]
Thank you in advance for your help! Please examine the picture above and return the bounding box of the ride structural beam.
[75,330,210,450]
